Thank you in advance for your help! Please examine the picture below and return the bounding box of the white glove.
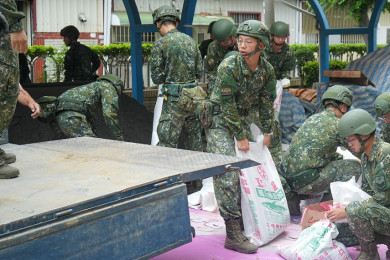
[281,78,290,88]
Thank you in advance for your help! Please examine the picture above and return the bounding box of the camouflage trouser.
[157,99,202,151]
[269,116,282,169]
[205,114,241,220]
[335,223,359,247]
[0,64,19,145]
[295,159,361,195]
[346,200,390,246]
[56,111,96,138]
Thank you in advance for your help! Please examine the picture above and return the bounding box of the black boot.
[224,218,258,254]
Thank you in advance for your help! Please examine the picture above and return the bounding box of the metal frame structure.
[122,0,387,104]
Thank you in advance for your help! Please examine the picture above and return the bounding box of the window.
[229,12,261,26]
[111,25,156,44]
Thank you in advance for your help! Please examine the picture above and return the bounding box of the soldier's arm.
[370,151,390,206]
[101,88,124,141]
[195,48,203,79]
[150,43,166,84]
[258,62,276,134]
[90,47,101,72]
[216,62,245,140]
[18,85,41,118]
[280,51,296,79]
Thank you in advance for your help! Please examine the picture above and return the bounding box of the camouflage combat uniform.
[64,42,100,82]
[206,53,276,220]
[0,0,24,144]
[379,122,390,143]
[280,108,361,195]
[264,42,295,80]
[345,138,390,248]
[205,40,236,95]
[55,80,124,141]
[150,29,204,151]
[264,42,296,168]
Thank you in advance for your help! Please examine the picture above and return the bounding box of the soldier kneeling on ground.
[36,74,124,141]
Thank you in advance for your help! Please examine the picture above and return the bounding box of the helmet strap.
[242,40,262,57]
[356,134,373,154]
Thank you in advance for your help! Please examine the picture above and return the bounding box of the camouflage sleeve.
[280,50,296,79]
[150,43,166,85]
[195,48,203,79]
[258,61,276,134]
[0,0,24,33]
[100,86,124,141]
[205,41,218,76]
[370,151,390,206]
[216,62,245,140]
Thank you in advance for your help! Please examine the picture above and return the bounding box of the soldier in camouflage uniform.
[205,19,237,95]
[204,20,276,254]
[150,5,205,152]
[327,109,390,260]
[0,0,28,179]
[60,25,101,82]
[280,85,361,207]
[36,75,124,141]
[374,92,390,143]
[264,21,296,170]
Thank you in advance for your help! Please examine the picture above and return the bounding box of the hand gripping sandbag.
[235,126,289,246]
[279,220,352,260]
[330,176,371,223]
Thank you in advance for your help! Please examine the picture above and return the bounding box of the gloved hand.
[0,12,9,37]
[281,78,290,88]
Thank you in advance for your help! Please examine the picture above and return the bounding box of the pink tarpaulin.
[151,209,389,260]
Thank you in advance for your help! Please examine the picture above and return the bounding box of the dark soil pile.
[9,83,154,145]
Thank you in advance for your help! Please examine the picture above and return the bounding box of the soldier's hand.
[10,30,28,53]
[237,138,249,152]
[29,102,41,119]
[325,208,346,223]
[263,134,272,147]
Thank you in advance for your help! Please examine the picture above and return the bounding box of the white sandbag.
[330,176,371,223]
[274,80,283,114]
[236,124,290,246]
[188,177,218,212]
[279,220,352,260]
[151,85,163,146]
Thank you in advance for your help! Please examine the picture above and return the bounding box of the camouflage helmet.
[339,109,376,138]
[36,96,58,122]
[237,20,270,45]
[97,74,124,95]
[223,50,239,60]
[212,19,237,41]
[152,5,180,25]
[60,25,80,40]
[374,92,390,116]
[321,85,353,107]
[270,21,290,37]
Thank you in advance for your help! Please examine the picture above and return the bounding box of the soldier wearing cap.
[37,75,124,141]
[60,25,101,82]
[204,20,276,254]
[150,5,206,152]
[280,85,361,214]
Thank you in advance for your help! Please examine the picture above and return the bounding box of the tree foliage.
[314,0,390,23]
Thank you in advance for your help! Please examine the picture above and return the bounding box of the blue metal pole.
[367,0,386,53]
[122,0,144,104]
[307,0,330,82]
[179,0,197,36]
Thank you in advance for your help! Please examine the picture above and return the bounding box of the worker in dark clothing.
[60,25,100,82]
[198,21,216,59]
